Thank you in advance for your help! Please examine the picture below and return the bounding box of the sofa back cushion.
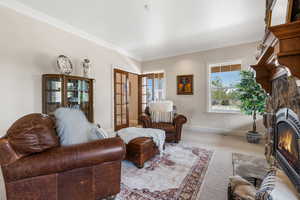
[6,113,59,156]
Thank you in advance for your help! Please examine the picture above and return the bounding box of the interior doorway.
[113,68,139,131]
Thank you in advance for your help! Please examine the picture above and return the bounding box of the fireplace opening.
[277,122,300,173]
[275,108,300,192]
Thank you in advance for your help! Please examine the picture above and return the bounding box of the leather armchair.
[0,113,126,200]
[140,107,187,143]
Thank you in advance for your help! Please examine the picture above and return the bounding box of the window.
[139,73,165,114]
[208,62,241,113]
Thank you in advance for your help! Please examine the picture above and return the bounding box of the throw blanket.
[0,167,6,200]
[117,128,165,155]
[149,101,174,123]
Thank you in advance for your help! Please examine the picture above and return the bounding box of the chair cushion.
[152,123,176,133]
[6,113,59,156]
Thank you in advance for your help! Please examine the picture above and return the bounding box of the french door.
[138,73,164,117]
[114,69,129,131]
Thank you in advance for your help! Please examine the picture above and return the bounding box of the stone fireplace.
[251,21,300,192]
[263,73,300,192]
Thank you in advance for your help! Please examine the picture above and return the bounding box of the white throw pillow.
[54,107,106,145]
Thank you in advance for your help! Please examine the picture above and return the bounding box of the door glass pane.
[122,104,127,114]
[142,86,146,94]
[82,80,89,92]
[116,84,121,94]
[116,105,121,115]
[47,91,61,103]
[116,73,121,83]
[116,94,121,104]
[122,74,126,83]
[142,104,147,113]
[116,115,121,125]
[142,77,147,85]
[147,87,153,102]
[122,114,127,124]
[46,78,61,90]
[142,95,147,103]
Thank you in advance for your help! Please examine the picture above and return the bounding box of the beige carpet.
[181,129,264,200]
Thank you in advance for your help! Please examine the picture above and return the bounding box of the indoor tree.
[236,70,267,142]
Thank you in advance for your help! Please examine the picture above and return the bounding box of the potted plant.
[236,70,267,144]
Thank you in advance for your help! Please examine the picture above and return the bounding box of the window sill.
[207,110,242,114]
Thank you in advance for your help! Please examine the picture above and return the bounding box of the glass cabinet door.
[66,78,91,120]
[44,77,62,114]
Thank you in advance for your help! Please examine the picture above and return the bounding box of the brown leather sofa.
[0,113,126,200]
[140,107,187,143]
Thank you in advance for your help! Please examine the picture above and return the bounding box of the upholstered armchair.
[140,107,187,143]
[0,113,126,200]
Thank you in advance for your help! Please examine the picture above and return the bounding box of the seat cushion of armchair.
[3,137,125,182]
[151,123,176,133]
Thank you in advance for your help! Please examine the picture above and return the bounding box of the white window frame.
[207,60,242,114]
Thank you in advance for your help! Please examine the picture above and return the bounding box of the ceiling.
[13,0,265,61]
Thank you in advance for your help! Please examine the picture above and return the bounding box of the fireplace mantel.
[251,21,300,94]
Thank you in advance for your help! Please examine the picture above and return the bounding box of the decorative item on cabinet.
[42,74,94,122]
[56,55,73,75]
[82,58,91,78]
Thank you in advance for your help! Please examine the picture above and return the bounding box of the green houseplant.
[236,70,267,143]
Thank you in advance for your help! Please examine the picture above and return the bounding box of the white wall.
[142,42,264,135]
[0,5,141,136]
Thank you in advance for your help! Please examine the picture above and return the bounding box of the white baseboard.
[184,125,247,137]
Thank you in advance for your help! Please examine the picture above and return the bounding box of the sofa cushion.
[6,113,59,156]
[255,168,300,200]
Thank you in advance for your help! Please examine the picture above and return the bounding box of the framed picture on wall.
[177,75,193,95]
[290,0,300,21]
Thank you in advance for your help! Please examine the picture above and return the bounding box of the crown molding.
[0,0,141,61]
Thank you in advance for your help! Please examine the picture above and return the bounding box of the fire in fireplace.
[275,108,300,192]
[277,122,299,170]
[279,129,294,154]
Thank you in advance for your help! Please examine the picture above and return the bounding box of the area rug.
[232,152,269,180]
[117,143,214,200]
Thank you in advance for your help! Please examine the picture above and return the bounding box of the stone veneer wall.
[264,73,300,164]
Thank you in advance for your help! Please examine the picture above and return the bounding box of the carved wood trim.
[252,21,300,94]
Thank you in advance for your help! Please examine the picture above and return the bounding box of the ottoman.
[126,137,159,168]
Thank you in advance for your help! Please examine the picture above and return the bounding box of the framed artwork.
[290,0,300,21]
[177,75,193,95]
[264,0,296,28]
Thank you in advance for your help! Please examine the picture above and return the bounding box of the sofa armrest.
[140,114,152,128]
[173,114,187,126]
[3,137,126,182]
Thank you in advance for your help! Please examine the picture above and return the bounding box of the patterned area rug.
[117,143,214,200]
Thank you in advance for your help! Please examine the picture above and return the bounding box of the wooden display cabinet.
[42,74,94,122]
